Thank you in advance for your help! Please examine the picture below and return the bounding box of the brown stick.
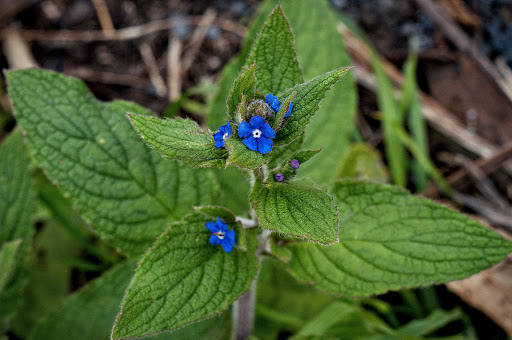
[90,0,115,37]
[139,42,167,97]
[414,0,512,103]
[182,8,217,73]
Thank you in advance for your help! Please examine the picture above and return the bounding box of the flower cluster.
[265,93,293,117]
[238,116,275,154]
[274,159,300,182]
[205,217,236,253]
[213,121,232,149]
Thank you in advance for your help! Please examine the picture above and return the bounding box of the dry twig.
[139,43,167,97]
[168,36,182,102]
[90,0,115,37]
[182,8,217,73]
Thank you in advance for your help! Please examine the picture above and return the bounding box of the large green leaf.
[7,69,219,257]
[226,63,257,121]
[128,114,227,168]
[112,213,259,339]
[275,68,350,146]
[278,0,357,185]
[28,262,136,340]
[208,1,277,129]
[286,180,512,296]
[0,129,35,317]
[29,260,230,340]
[0,239,22,294]
[250,179,338,244]
[246,5,303,94]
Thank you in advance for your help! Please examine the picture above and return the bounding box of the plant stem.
[232,280,257,340]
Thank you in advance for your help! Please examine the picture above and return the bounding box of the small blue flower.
[290,159,299,169]
[285,102,293,118]
[213,121,232,149]
[265,93,281,112]
[275,172,284,182]
[238,116,276,154]
[205,217,236,253]
[265,93,293,118]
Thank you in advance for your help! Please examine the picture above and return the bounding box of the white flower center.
[252,129,262,138]
[223,132,229,140]
[215,231,225,240]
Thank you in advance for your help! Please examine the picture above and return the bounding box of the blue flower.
[290,159,299,169]
[285,102,293,117]
[205,217,236,253]
[265,93,293,118]
[265,93,281,112]
[238,116,276,154]
[213,121,232,149]
[274,172,284,182]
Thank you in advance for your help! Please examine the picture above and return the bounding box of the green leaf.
[28,259,230,340]
[336,143,388,183]
[372,52,408,187]
[295,301,358,337]
[10,221,81,338]
[286,180,512,296]
[398,309,463,337]
[246,5,303,94]
[128,114,227,168]
[208,1,277,129]
[250,179,338,244]
[213,167,250,216]
[227,63,257,122]
[278,0,358,185]
[226,137,270,169]
[7,69,219,257]
[275,68,351,146]
[0,239,22,294]
[0,129,35,317]
[28,262,136,340]
[112,213,259,339]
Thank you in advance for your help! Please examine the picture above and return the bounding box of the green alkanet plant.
[2,3,511,340]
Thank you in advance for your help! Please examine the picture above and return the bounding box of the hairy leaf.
[227,63,257,121]
[0,129,35,317]
[112,213,259,339]
[286,180,512,296]
[7,69,218,257]
[246,5,303,94]
[213,167,250,216]
[250,179,338,244]
[226,137,270,169]
[0,239,22,294]
[128,114,227,168]
[275,68,350,146]
[278,0,357,185]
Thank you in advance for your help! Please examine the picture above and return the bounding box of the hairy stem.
[232,280,257,340]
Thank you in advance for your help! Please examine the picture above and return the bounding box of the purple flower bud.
[290,159,300,169]
[274,172,284,182]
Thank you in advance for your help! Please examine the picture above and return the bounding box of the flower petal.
[205,221,217,232]
[257,137,273,154]
[216,217,228,232]
[285,102,293,117]
[238,121,252,138]
[259,123,276,139]
[243,136,258,151]
[249,116,265,129]
[226,230,236,244]
[210,234,221,245]
[214,140,224,149]
[221,241,234,253]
